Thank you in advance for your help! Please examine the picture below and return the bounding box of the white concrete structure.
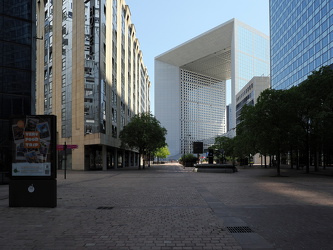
[155,19,269,160]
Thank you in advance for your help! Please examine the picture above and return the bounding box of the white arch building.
[155,19,269,160]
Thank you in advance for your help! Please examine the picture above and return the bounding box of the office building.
[36,0,150,170]
[0,1,36,174]
[155,19,269,160]
[235,76,270,125]
[270,0,333,89]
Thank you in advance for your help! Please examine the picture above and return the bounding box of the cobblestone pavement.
[0,163,333,249]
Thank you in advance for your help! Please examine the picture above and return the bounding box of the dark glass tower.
[0,1,36,173]
[270,0,333,90]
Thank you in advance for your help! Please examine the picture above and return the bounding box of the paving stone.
[0,164,333,249]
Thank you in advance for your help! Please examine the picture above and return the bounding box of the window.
[62,74,66,87]
[62,91,65,104]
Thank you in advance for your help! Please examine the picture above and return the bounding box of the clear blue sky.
[125,0,270,114]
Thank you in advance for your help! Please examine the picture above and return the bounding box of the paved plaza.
[0,163,333,249]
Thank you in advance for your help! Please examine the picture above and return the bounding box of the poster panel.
[10,115,56,179]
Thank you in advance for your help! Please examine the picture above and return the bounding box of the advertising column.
[9,115,57,207]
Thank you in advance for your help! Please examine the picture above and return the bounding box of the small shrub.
[179,154,198,166]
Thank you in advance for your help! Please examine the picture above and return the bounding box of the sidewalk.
[0,163,333,249]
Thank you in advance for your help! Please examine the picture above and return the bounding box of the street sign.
[193,141,203,154]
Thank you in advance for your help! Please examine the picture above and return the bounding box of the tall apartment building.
[36,0,150,170]
[155,19,269,160]
[270,0,333,89]
[0,1,36,174]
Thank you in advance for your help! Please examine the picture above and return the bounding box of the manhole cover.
[227,226,254,233]
[97,206,114,210]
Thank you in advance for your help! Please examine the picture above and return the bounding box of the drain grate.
[227,226,254,233]
[97,206,114,210]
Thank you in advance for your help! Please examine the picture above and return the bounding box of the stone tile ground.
[0,164,332,249]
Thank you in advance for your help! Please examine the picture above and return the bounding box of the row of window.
[236,83,254,103]
[180,69,225,146]
[271,0,333,89]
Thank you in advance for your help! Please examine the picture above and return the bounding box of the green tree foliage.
[251,89,296,175]
[154,146,170,162]
[119,112,167,169]
[235,104,259,158]
[210,136,236,163]
[234,66,333,175]
[297,66,333,172]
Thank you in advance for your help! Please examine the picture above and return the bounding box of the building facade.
[235,76,270,125]
[36,0,150,170]
[155,19,269,160]
[0,0,36,174]
[270,0,333,89]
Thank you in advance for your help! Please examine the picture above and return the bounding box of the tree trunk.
[276,152,281,176]
[306,148,310,174]
[269,155,272,168]
[142,154,145,169]
[314,149,318,172]
[138,154,141,169]
[306,124,310,174]
[264,155,267,168]
[290,148,294,169]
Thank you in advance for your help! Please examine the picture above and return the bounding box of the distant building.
[155,19,269,160]
[226,104,232,133]
[0,1,36,173]
[36,0,150,170]
[235,76,270,165]
[235,76,270,125]
[270,0,333,89]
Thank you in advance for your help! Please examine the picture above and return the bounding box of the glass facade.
[0,1,35,172]
[270,0,333,89]
[37,0,150,170]
[41,0,150,138]
[236,26,270,92]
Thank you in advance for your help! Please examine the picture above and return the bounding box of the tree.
[210,136,235,163]
[119,112,167,169]
[235,66,333,174]
[154,146,170,163]
[297,66,333,172]
[236,89,296,175]
[235,105,260,161]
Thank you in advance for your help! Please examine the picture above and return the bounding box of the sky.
[125,0,270,114]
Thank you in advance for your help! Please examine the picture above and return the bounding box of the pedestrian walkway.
[0,163,333,249]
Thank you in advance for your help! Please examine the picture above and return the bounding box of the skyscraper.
[36,0,150,170]
[155,19,269,160]
[0,1,36,174]
[270,0,333,90]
